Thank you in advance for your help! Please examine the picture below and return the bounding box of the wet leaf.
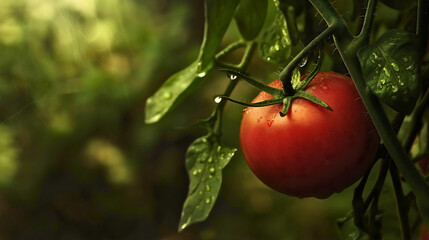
[358,29,421,114]
[145,0,239,123]
[178,136,236,232]
[258,13,292,64]
[145,62,200,124]
[234,0,268,40]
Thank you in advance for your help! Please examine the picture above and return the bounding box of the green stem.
[310,0,429,229]
[279,25,337,95]
[212,42,256,137]
[215,40,246,60]
[400,90,429,151]
[390,162,412,240]
[417,0,429,54]
[354,0,377,47]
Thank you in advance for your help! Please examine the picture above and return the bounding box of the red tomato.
[421,224,429,240]
[240,71,379,198]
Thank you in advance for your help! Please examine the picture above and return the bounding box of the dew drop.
[192,170,198,175]
[372,52,378,59]
[299,56,308,67]
[406,65,413,71]
[380,79,386,84]
[147,98,153,104]
[403,57,409,62]
[205,185,211,191]
[392,85,398,92]
[208,157,213,163]
[205,198,211,204]
[391,63,399,72]
[383,68,390,77]
[214,97,222,103]
[209,167,215,173]
[163,92,172,99]
[197,72,206,78]
[321,83,329,90]
[217,146,222,152]
[180,217,192,230]
[226,73,238,80]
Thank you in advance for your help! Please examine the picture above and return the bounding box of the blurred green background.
[0,0,416,239]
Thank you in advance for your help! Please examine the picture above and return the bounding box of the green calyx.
[217,53,332,116]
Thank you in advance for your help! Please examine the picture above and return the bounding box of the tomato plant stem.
[417,0,429,54]
[355,0,377,47]
[278,25,337,95]
[215,40,246,60]
[310,0,429,230]
[390,162,412,240]
[212,41,256,138]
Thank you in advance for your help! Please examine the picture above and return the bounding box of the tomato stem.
[211,41,256,138]
[279,25,337,95]
[353,0,377,48]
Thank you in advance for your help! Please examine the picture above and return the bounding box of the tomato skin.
[240,71,379,198]
[421,224,429,240]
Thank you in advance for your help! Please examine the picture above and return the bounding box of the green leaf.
[234,0,268,40]
[145,62,201,124]
[258,13,292,64]
[273,0,303,44]
[178,136,236,232]
[145,0,240,123]
[358,29,421,114]
[198,0,240,72]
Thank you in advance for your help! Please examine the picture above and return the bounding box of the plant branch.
[355,0,377,47]
[279,25,337,95]
[417,0,429,54]
[390,162,412,240]
[399,89,429,151]
[215,40,246,60]
[212,42,256,137]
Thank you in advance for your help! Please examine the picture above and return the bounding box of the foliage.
[146,0,429,239]
[0,0,428,239]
